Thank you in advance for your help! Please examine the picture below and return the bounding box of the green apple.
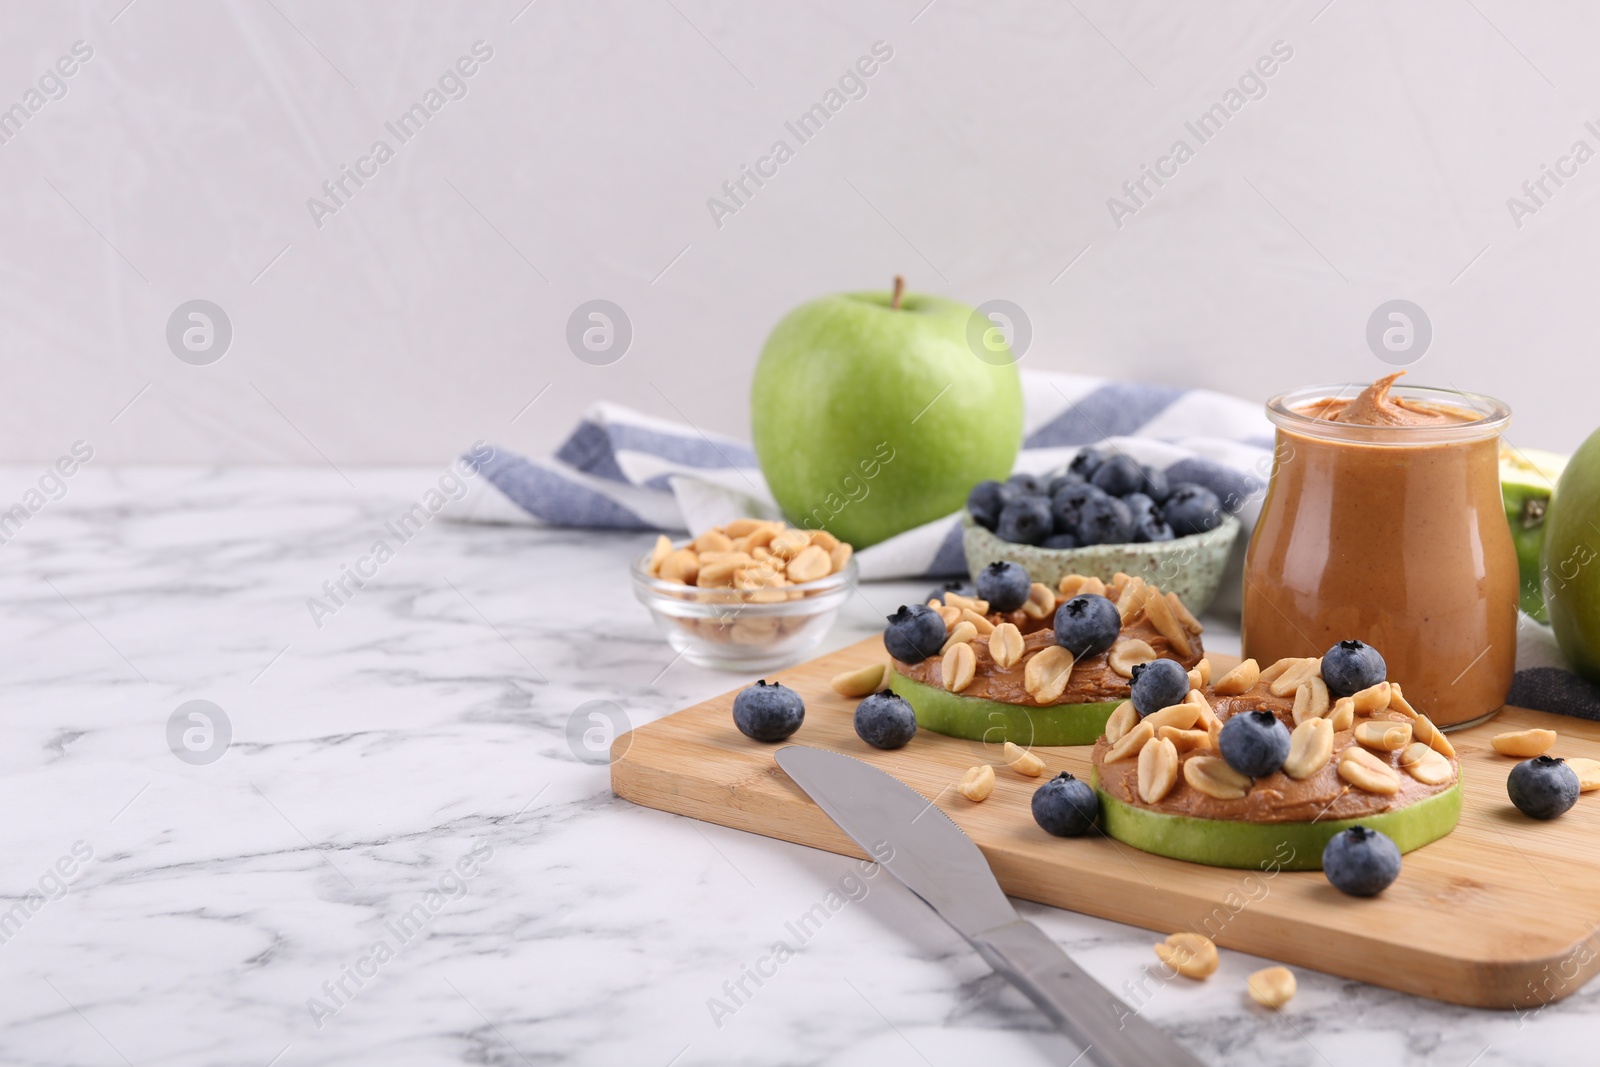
[1543,425,1600,681]
[751,279,1023,548]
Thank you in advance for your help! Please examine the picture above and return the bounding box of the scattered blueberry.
[1321,640,1387,698]
[1130,658,1190,715]
[1163,483,1224,536]
[1507,755,1580,820]
[926,579,977,605]
[1047,472,1085,496]
[1322,826,1402,897]
[1218,710,1291,778]
[1007,472,1045,496]
[1090,454,1144,497]
[732,680,805,742]
[1042,533,1080,550]
[1054,594,1121,659]
[1067,447,1106,481]
[1032,772,1099,837]
[1133,513,1175,543]
[996,495,1053,545]
[1075,495,1134,546]
[854,691,918,750]
[1139,464,1171,504]
[977,561,1032,613]
[883,604,947,664]
[966,480,1005,531]
[1050,483,1106,536]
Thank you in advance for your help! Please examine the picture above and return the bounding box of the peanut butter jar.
[1242,375,1518,728]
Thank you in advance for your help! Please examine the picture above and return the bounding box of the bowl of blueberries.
[962,446,1240,614]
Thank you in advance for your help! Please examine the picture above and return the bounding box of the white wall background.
[3,0,1598,467]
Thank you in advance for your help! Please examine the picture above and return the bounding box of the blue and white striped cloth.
[451,372,1275,583]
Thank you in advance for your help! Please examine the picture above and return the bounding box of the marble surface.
[2,467,1593,1067]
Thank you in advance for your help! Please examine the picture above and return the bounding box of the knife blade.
[775,745,1206,1067]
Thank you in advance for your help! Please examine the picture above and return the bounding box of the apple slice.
[887,670,1119,747]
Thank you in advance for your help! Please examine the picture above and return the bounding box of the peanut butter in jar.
[1242,373,1518,728]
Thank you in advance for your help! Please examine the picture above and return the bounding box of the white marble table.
[1,468,1589,1066]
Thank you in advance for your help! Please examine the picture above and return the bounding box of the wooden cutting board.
[611,638,1600,1008]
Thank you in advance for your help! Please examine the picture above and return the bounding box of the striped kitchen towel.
[450,371,1276,586]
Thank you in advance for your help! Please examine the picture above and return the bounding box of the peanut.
[1104,720,1155,764]
[1338,746,1401,794]
[1137,736,1180,803]
[1023,646,1076,703]
[1105,701,1139,744]
[1021,583,1057,620]
[1399,742,1454,786]
[1155,932,1218,980]
[1159,726,1213,752]
[1351,680,1392,714]
[830,663,888,698]
[1491,729,1557,758]
[988,623,1025,669]
[1283,717,1335,780]
[957,764,995,802]
[1412,714,1455,758]
[1184,755,1252,799]
[1246,966,1296,1008]
[1144,701,1201,733]
[1567,757,1600,792]
[1213,658,1260,696]
[785,544,832,583]
[1003,740,1046,777]
[941,621,978,653]
[942,642,976,693]
[1291,675,1331,725]
[1354,719,1413,752]
[1107,639,1157,679]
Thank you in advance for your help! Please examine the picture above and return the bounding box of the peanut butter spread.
[1296,371,1476,427]
[1094,683,1459,823]
[896,613,1203,707]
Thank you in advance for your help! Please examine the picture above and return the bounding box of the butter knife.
[775,746,1206,1067]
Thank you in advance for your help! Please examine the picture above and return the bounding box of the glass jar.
[1241,384,1517,728]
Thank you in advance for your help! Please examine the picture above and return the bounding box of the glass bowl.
[630,544,857,671]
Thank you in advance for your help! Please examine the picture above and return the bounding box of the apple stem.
[891,275,905,310]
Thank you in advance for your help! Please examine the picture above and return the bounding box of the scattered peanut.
[1491,728,1557,758]
[1105,701,1139,744]
[957,764,995,802]
[1213,658,1260,696]
[1003,740,1046,777]
[942,642,976,693]
[1568,757,1600,792]
[1107,639,1157,679]
[1023,646,1076,703]
[1246,966,1296,1008]
[830,663,889,697]
[1283,717,1335,780]
[1184,755,1252,799]
[1338,746,1401,794]
[988,623,1025,669]
[1137,736,1180,803]
[1155,932,1219,980]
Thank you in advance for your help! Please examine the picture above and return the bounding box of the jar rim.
[1266,383,1510,445]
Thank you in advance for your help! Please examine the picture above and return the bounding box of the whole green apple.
[1543,424,1600,681]
[751,279,1023,548]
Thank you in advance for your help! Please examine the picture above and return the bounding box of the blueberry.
[1139,464,1171,504]
[1129,658,1189,715]
[1133,513,1175,543]
[1042,533,1080,550]
[966,480,1005,531]
[1090,454,1143,497]
[1050,483,1106,535]
[1508,755,1580,820]
[1164,483,1224,536]
[1074,495,1134,546]
[1047,472,1085,496]
[996,495,1053,545]
[1031,772,1099,837]
[1053,594,1121,659]
[1320,639,1387,698]
[1218,710,1291,778]
[1123,492,1157,520]
[1007,473,1045,496]
[926,579,977,605]
[732,680,805,742]
[1067,447,1107,480]
[883,604,946,664]
[1322,826,1402,897]
[977,561,1031,613]
[854,691,918,750]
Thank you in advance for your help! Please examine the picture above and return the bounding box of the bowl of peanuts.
[631,518,857,670]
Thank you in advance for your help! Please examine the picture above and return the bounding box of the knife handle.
[969,919,1207,1067]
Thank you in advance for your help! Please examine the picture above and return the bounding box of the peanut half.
[1491,728,1557,758]
[1247,966,1297,1009]
[1283,717,1335,780]
[1213,658,1260,696]
[1021,583,1057,620]
[1107,639,1157,679]
[1155,932,1218,980]
[1184,755,1251,800]
[941,621,978,653]
[1269,658,1321,698]
[1411,714,1455,759]
[1104,720,1155,764]
[957,764,995,802]
[830,663,888,697]
[1144,701,1201,733]
[1399,742,1454,786]
[1002,741,1046,777]
[1023,646,1076,703]
[988,623,1025,669]
[785,544,832,583]
[1329,697,1355,733]
[1166,591,1204,634]
[959,608,995,636]
[942,642,977,693]
[1143,590,1192,658]
[1291,675,1331,725]
[1351,680,1392,714]
[1567,757,1600,792]
[1159,725,1214,752]
[1354,719,1412,752]
[1137,736,1180,803]
[943,592,990,615]
[1338,746,1401,794]
[1105,701,1139,744]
